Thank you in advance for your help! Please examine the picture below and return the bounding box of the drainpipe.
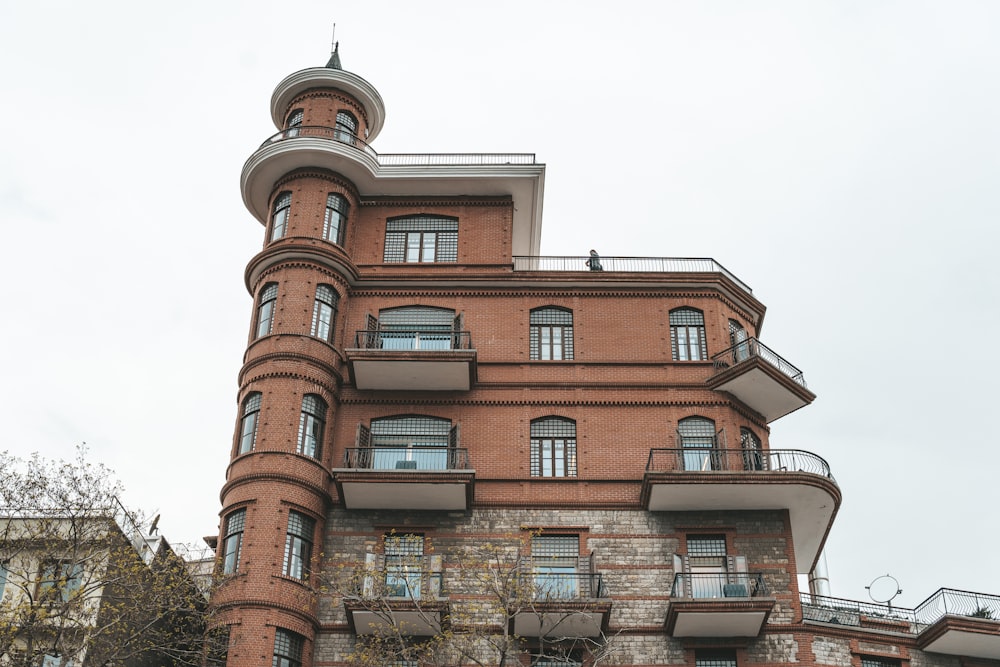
[809,551,832,598]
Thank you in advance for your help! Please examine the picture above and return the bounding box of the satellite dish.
[866,574,902,607]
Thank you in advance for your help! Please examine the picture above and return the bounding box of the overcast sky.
[2,1,998,607]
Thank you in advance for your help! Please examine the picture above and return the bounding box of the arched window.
[272,629,304,667]
[729,319,750,363]
[283,511,315,580]
[237,392,262,454]
[378,306,458,350]
[255,283,278,338]
[384,215,459,263]
[311,285,339,342]
[335,110,358,144]
[678,417,719,471]
[286,109,303,137]
[297,394,327,458]
[366,415,454,470]
[530,417,577,477]
[670,308,707,361]
[221,509,245,574]
[270,192,291,242]
[530,307,574,360]
[324,193,349,245]
[741,427,764,471]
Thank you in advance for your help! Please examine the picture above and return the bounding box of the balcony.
[707,338,816,422]
[333,447,474,511]
[801,589,1000,660]
[916,589,1000,659]
[345,566,447,636]
[512,571,613,639]
[641,448,840,574]
[665,573,774,637]
[345,330,477,391]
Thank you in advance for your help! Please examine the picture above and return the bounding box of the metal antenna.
[330,23,337,56]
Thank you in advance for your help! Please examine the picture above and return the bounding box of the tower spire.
[326,24,341,69]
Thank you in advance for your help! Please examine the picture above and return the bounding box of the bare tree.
[322,532,622,667]
[0,447,217,667]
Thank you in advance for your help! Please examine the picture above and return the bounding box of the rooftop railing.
[645,447,834,479]
[352,330,473,351]
[712,338,808,388]
[341,447,470,471]
[671,572,769,599]
[259,126,536,166]
[801,588,1000,631]
[511,256,752,294]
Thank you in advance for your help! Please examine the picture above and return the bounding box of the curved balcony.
[641,448,840,574]
[666,573,774,637]
[707,338,816,422]
[332,447,474,511]
[801,589,1000,659]
[346,329,477,391]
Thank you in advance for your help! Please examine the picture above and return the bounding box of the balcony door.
[674,536,750,599]
[532,535,580,600]
[367,416,453,470]
[678,417,723,471]
[729,319,750,363]
[378,307,457,350]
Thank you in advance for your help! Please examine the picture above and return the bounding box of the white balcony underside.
[513,611,605,638]
[710,366,811,422]
[351,609,441,636]
[351,358,472,390]
[645,482,836,574]
[922,626,1000,659]
[339,479,470,510]
[671,610,769,637]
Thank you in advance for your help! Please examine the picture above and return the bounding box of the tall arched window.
[286,109,303,137]
[221,508,245,574]
[741,427,763,471]
[670,308,707,361]
[367,415,454,470]
[530,417,577,477]
[255,283,278,338]
[335,110,358,144]
[324,193,349,245]
[678,417,719,471]
[729,319,750,363]
[530,307,574,360]
[311,285,339,342]
[270,192,291,242]
[297,394,327,458]
[272,629,304,667]
[238,392,262,454]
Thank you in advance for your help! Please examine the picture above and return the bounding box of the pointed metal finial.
[325,24,342,69]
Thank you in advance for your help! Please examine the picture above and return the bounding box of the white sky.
[1,1,998,608]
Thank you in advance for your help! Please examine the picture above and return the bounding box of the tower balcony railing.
[645,447,834,479]
[915,588,1000,623]
[512,255,752,294]
[711,338,807,388]
[671,572,769,599]
[341,447,470,471]
[352,330,473,351]
[260,126,537,167]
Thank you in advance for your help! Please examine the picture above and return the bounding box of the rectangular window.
[669,308,707,361]
[861,659,901,667]
[222,509,245,574]
[38,561,83,602]
[532,535,579,599]
[687,535,727,599]
[695,650,737,667]
[384,534,424,599]
[529,308,574,360]
[384,216,458,263]
[283,511,315,580]
[272,628,304,667]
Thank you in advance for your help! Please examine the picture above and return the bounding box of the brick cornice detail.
[212,596,320,631]
[360,197,512,207]
[238,364,343,396]
[253,255,358,290]
[337,396,733,407]
[289,89,369,127]
[274,168,361,200]
[220,470,332,504]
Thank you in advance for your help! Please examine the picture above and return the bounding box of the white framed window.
[283,511,315,580]
[670,308,707,360]
[297,394,327,458]
[530,417,577,477]
[324,193,349,244]
[530,307,574,360]
[238,393,262,454]
[221,509,245,574]
[384,216,458,263]
[270,192,292,241]
[311,285,338,342]
[255,283,278,338]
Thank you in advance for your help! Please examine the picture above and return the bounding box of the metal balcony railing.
[511,256,752,294]
[352,330,473,351]
[915,588,1000,623]
[711,338,808,388]
[671,572,769,599]
[259,126,536,167]
[519,572,610,601]
[645,448,834,479]
[342,447,470,471]
[800,592,919,630]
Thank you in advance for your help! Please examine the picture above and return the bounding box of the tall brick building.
[210,48,1000,667]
